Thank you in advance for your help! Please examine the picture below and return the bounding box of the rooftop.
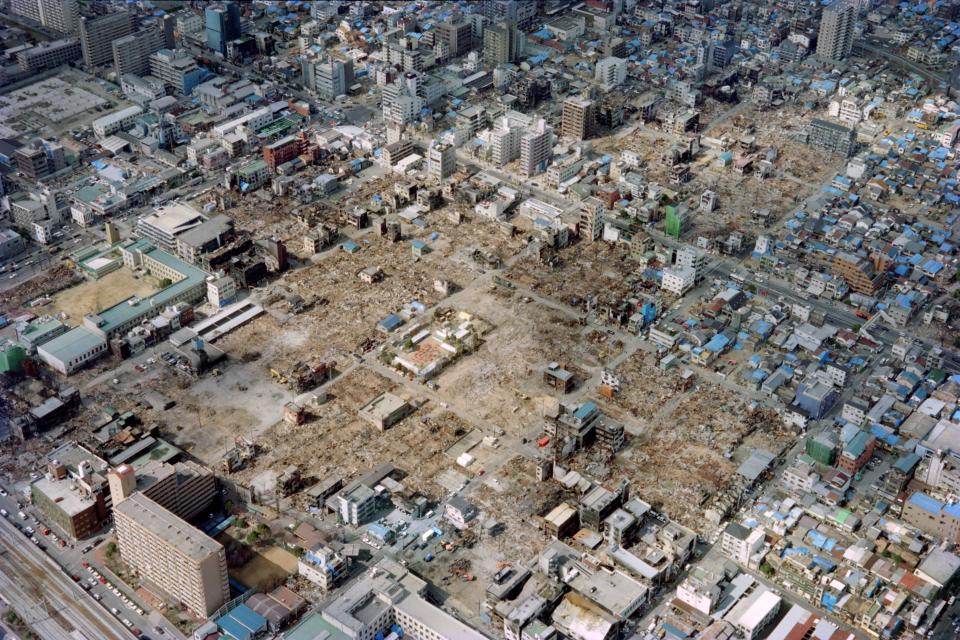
[114,492,223,562]
[84,240,208,335]
[139,202,205,234]
[36,327,106,366]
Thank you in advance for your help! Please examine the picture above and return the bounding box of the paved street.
[0,514,133,640]
[0,491,184,640]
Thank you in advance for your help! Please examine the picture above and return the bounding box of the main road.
[0,515,133,640]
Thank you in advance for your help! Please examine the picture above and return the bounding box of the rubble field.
[271,228,477,369]
[504,241,635,303]
[409,456,562,627]
[437,289,618,431]
[1,264,83,315]
[588,351,793,529]
[228,367,468,502]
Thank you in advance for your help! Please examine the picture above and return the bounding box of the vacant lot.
[48,269,157,320]
[230,546,298,592]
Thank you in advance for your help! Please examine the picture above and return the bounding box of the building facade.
[114,492,229,617]
[79,11,132,67]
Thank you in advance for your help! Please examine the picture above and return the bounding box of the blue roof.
[908,491,945,515]
[574,401,598,420]
[378,314,402,331]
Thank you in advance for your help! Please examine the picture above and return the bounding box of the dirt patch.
[46,269,158,320]
[230,546,298,592]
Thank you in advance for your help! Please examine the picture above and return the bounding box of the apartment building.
[79,11,132,67]
[491,126,522,166]
[299,543,349,591]
[832,251,885,295]
[594,56,627,89]
[720,522,764,565]
[108,460,216,523]
[520,120,553,177]
[113,26,166,80]
[662,266,697,296]
[427,142,456,183]
[338,482,377,526]
[902,491,960,544]
[808,119,856,157]
[11,0,79,34]
[17,38,81,72]
[561,97,595,141]
[483,21,523,67]
[579,197,604,242]
[781,462,819,494]
[816,0,855,62]
[114,492,229,617]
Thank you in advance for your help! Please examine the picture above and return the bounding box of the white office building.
[595,56,627,89]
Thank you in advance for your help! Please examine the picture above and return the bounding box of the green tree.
[245,530,260,545]
[224,500,234,513]
[256,523,271,537]
[105,542,118,557]
[759,562,774,577]
[235,517,248,529]
[158,277,172,288]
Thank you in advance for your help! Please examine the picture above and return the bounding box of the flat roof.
[33,476,94,516]
[140,202,205,234]
[394,591,487,639]
[37,326,107,364]
[84,240,208,335]
[115,492,222,562]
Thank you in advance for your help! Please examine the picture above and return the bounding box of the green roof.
[83,240,207,335]
[282,612,350,640]
[20,319,65,348]
[238,159,268,176]
[834,508,852,525]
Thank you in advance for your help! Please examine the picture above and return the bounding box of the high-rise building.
[807,118,856,156]
[520,119,553,177]
[435,19,474,59]
[382,81,423,125]
[483,21,523,67]
[481,0,537,31]
[114,492,229,617]
[149,48,203,95]
[113,27,166,79]
[79,11,133,67]
[491,126,522,166]
[594,56,627,89]
[561,97,595,141]
[302,57,354,100]
[427,142,456,183]
[205,2,241,55]
[10,0,79,35]
[816,0,854,62]
[579,197,604,242]
[108,461,217,523]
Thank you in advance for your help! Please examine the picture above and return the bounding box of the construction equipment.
[270,359,334,392]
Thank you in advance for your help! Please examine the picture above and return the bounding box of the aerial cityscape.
[3,0,960,639]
